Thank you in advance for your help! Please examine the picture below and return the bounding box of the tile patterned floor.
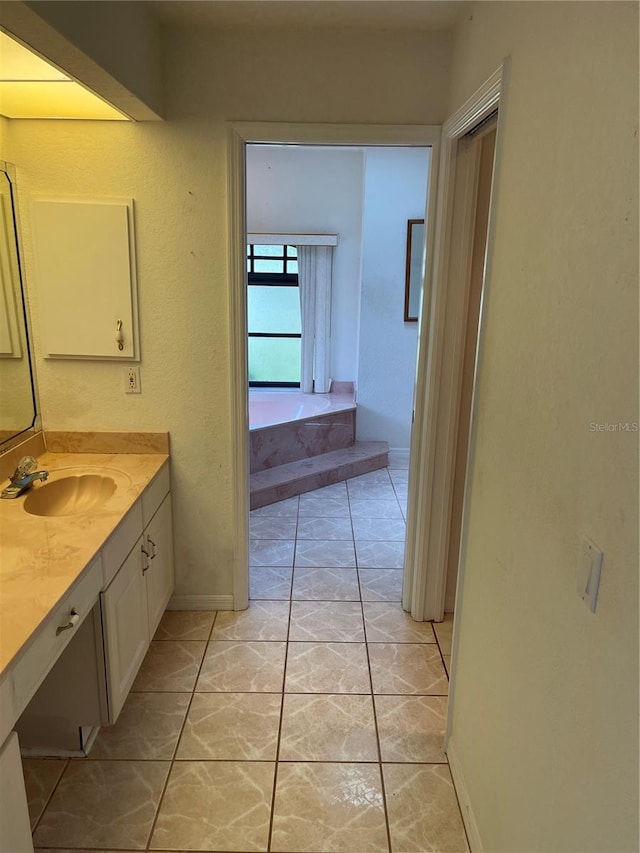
[25,464,465,852]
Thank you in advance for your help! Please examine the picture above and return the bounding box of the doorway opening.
[226,123,441,614]
[245,141,432,606]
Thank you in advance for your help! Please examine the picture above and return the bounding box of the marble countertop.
[0,450,169,677]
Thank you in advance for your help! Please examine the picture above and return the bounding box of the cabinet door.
[101,539,149,723]
[144,494,175,638]
[31,198,138,359]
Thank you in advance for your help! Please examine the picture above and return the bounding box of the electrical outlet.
[124,367,141,394]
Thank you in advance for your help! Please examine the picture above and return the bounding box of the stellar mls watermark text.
[589,422,638,432]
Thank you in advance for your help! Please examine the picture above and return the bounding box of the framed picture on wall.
[404,218,425,322]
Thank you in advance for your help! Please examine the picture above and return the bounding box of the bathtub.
[248,390,356,473]
[249,390,354,430]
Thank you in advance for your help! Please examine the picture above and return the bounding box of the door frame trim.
[227,122,441,610]
[447,61,510,750]
[404,62,509,624]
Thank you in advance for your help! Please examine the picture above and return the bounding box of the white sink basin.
[24,473,118,517]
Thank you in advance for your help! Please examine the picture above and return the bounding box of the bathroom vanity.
[0,435,173,852]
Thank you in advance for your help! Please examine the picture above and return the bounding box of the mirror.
[0,162,37,448]
[404,218,425,322]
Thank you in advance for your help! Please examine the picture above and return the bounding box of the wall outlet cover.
[577,537,603,613]
[124,367,141,394]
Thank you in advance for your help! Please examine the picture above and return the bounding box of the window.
[247,244,301,386]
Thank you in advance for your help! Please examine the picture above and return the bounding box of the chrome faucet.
[1,456,49,499]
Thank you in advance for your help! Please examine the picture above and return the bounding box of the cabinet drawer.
[11,556,102,717]
[142,462,170,528]
[102,500,143,587]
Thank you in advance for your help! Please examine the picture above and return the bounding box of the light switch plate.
[577,537,603,613]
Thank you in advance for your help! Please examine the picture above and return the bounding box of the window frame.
[247,244,301,388]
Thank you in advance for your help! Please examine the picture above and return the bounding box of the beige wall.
[6,25,452,603]
[447,3,639,851]
[246,144,365,382]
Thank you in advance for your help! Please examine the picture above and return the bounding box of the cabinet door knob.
[56,608,80,636]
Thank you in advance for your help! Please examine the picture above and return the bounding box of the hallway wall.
[356,146,430,449]
[4,25,453,603]
[246,144,365,383]
[446,3,639,851]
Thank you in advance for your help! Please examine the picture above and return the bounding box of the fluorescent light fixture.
[0,31,130,120]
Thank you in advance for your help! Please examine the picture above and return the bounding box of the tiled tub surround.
[25,464,466,853]
[249,389,389,509]
[249,390,357,473]
[249,389,356,430]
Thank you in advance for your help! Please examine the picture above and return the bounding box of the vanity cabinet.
[12,461,174,742]
[0,452,172,852]
[101,474,173,722]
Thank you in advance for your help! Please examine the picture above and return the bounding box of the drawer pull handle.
[147,537,156,559]
[56,608,80,636]
[141,544,150,574]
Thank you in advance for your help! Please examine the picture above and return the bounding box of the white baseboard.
[168,594,235,611]
[388,448,411,468]
[447,736,484,852]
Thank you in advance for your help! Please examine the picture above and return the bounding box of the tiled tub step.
[250,408,356,473]
[250,441,389,509]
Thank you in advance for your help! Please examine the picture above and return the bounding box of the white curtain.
[297,245,333,393]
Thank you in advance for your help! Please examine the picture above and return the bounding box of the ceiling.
[149,0,471,31]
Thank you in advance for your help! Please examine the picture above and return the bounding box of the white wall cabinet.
[30,198,139,360]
